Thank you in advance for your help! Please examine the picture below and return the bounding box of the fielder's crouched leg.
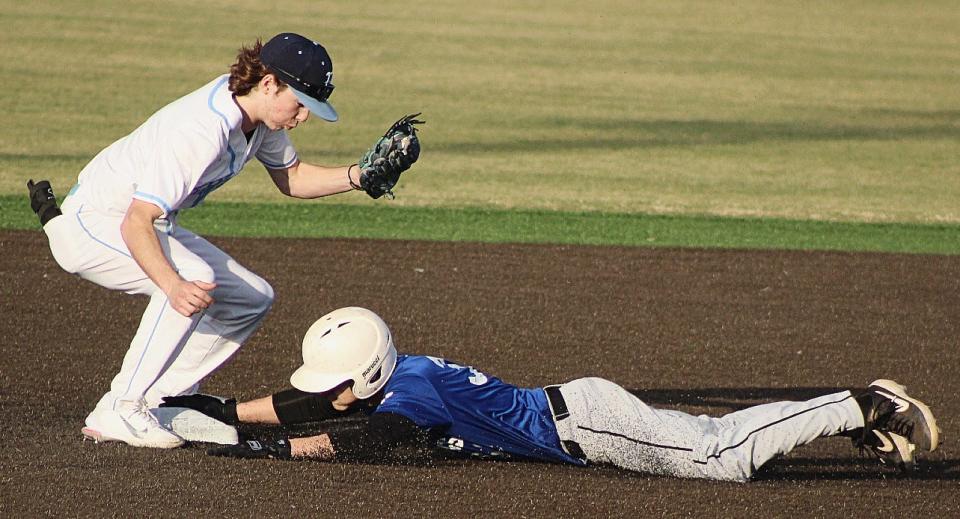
[142,226,275,408]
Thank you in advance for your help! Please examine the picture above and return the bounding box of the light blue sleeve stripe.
[133,191,173,214]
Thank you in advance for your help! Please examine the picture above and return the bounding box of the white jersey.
[75,75,298,217]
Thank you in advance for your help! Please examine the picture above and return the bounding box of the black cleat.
[857,379,940,452]
[26,179,62,226]
[854,429,916,472]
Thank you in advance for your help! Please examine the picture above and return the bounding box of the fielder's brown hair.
[228,39,288,95]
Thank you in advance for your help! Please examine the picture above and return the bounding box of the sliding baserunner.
[163,307,940,480]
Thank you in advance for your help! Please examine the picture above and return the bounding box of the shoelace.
[884,415,916,439]
[872,398,915,436]
[122,402,161,430]
[852,435,880,461]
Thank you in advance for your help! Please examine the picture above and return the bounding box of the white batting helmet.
[290,307,397,399]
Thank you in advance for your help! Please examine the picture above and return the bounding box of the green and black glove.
[353,113,424,199]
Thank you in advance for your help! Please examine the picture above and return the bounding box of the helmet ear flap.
[351,330,397,399]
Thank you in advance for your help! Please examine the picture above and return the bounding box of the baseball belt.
[545,385,587,461]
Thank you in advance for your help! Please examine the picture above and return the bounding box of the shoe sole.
[81,426,185,449]
[869,379,940,452]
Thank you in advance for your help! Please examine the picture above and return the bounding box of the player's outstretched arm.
[159,394,245,425]
[323,412,432,463]
[158,393,279,425]
[160,388,359,425]
[267,161,359,199]
[268,113,424,200]
[207,412,432,463]
[205,433,332,460]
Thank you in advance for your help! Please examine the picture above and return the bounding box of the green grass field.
[2,1,958,251]
[5,195,958,254]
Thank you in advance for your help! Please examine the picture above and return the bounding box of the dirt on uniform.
[1,229,957,517]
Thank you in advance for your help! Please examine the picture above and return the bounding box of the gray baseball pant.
[552,377,864,481]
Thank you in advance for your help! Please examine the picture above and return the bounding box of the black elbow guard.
[272,388,339,424]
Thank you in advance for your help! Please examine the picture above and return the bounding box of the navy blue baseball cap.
[261,33,338,122]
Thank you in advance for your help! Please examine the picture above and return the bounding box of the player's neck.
[232,94,259,133]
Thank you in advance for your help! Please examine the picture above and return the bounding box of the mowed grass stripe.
[3,196,956,255]
[3,2,959,223]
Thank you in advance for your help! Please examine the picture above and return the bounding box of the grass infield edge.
[2,196,957,255]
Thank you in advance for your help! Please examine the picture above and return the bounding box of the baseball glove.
[353,113,424,199]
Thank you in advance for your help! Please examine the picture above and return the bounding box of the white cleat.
[82,400,184,449]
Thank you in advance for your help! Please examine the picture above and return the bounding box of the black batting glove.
[26,179,62,226]
[160,394,239,425]
[208,439,292,460]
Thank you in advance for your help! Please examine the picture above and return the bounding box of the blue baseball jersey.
[372,355,585,466]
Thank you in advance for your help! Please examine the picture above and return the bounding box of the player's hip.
[550,377,715,478]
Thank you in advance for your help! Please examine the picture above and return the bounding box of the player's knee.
[206,272,273,323]
[242,276,275,316]
[181,265,216,285]
[712,463,751,482]
[706,456,753,483]
[255,279,275,313]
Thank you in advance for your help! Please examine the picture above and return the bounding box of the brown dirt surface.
[1,229,958,517]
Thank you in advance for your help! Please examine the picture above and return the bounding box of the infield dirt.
[1,229,957,517]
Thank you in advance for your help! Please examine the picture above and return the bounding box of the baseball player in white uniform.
[29,33,419,449]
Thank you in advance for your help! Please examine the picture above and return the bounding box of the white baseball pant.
[44,194,274,411]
